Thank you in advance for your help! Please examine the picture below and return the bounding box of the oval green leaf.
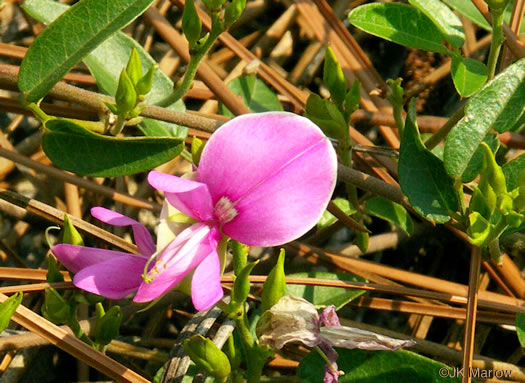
[444,58,525,180]
[21,0,186,138]
[364,196,414,235]
[19,0,155,103]
[408,0,465,49]
[218,74,283,117]
[0,292,23,333]
[298,348,460,383]
[348,3,449,54]
[285,272,366,310]
[399,99,459,223]
[42,119,183,176]
[451,56,488,98]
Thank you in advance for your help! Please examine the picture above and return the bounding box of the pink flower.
[53,112,337,310]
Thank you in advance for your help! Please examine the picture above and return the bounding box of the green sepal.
[95,306,122,346]
[485,0,510,10]
[135,64,156,96]
[182,0,202,50]
[125,48,142,86]
[261,249,286,313]
[344,80,361,115]
[469,186,491,219]
[191,136,204,166]
[46,254,65,283]
[354,231,369,253]
[115,69,137,115]
[305,93,347,140]
[505,210,523,228]
[42,288,71,325]
[184,335,231,380]
[481,143,506,195]
[102,101,119,115]
[467,212,493,247]
[231,260,258,306]
[323,46,347,107]
[224,0,247,28]
[62,214,84,246]
[201,0,226,12]
[0,292,23,333]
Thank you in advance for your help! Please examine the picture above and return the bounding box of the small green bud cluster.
[105,48,156,135]
[467,144,525,262]
[305,46,360,141]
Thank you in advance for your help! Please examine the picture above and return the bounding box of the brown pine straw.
[0,293,150,383]
[462,247,482,383]
[286,241,525,309]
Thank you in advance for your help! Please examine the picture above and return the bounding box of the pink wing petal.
[198,112,337,246]
[52,244,137,273]
[73,255,147,300]
[133,224,221,302]
[91,207,155,256]
[148,171,214,222]
[191,250,223,311]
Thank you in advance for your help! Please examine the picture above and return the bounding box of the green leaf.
[348,3,449,54]
[461,133,499,183]
[365,197,414,236]
[502,154,525,191]
[408,0,464,49]
[95,306,122,346]
[182,0,202,49]
[305,94,348,140]
[285,272,366,310]
[298,348,460,383]
[42,119,183,176]
[323,46,347,107]
[18,0,155,102]
[450,56,488,97]
[0,292,23,333]
[224,0,247,28]
[42,288,71,325]
[444,58,525,180]
[21,0,187,138]
[399,99,459,223]
[318,198,357,230]
[218,75,282,116]
[517,313,525,347]
[442,0,491,31]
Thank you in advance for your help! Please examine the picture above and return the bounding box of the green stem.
[486,7,505,81]
[158,16,224,107]
[232,310,267,383]
[392,102,404,139]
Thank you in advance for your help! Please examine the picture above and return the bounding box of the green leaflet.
[450,56,488,98]
[42,119,183,176]
[285,272,366,310]
[18,0,155,103]
[218,75,283,116]
[398,100,459,223]
[444,58,525,180]
[348,3,449,54]
[408,0,465,49]
[298,348,460,382]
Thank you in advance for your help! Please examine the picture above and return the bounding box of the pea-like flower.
[257,295,416,383]
[53,112,337,310]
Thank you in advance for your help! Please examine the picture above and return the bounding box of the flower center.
[214,196,238,224]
